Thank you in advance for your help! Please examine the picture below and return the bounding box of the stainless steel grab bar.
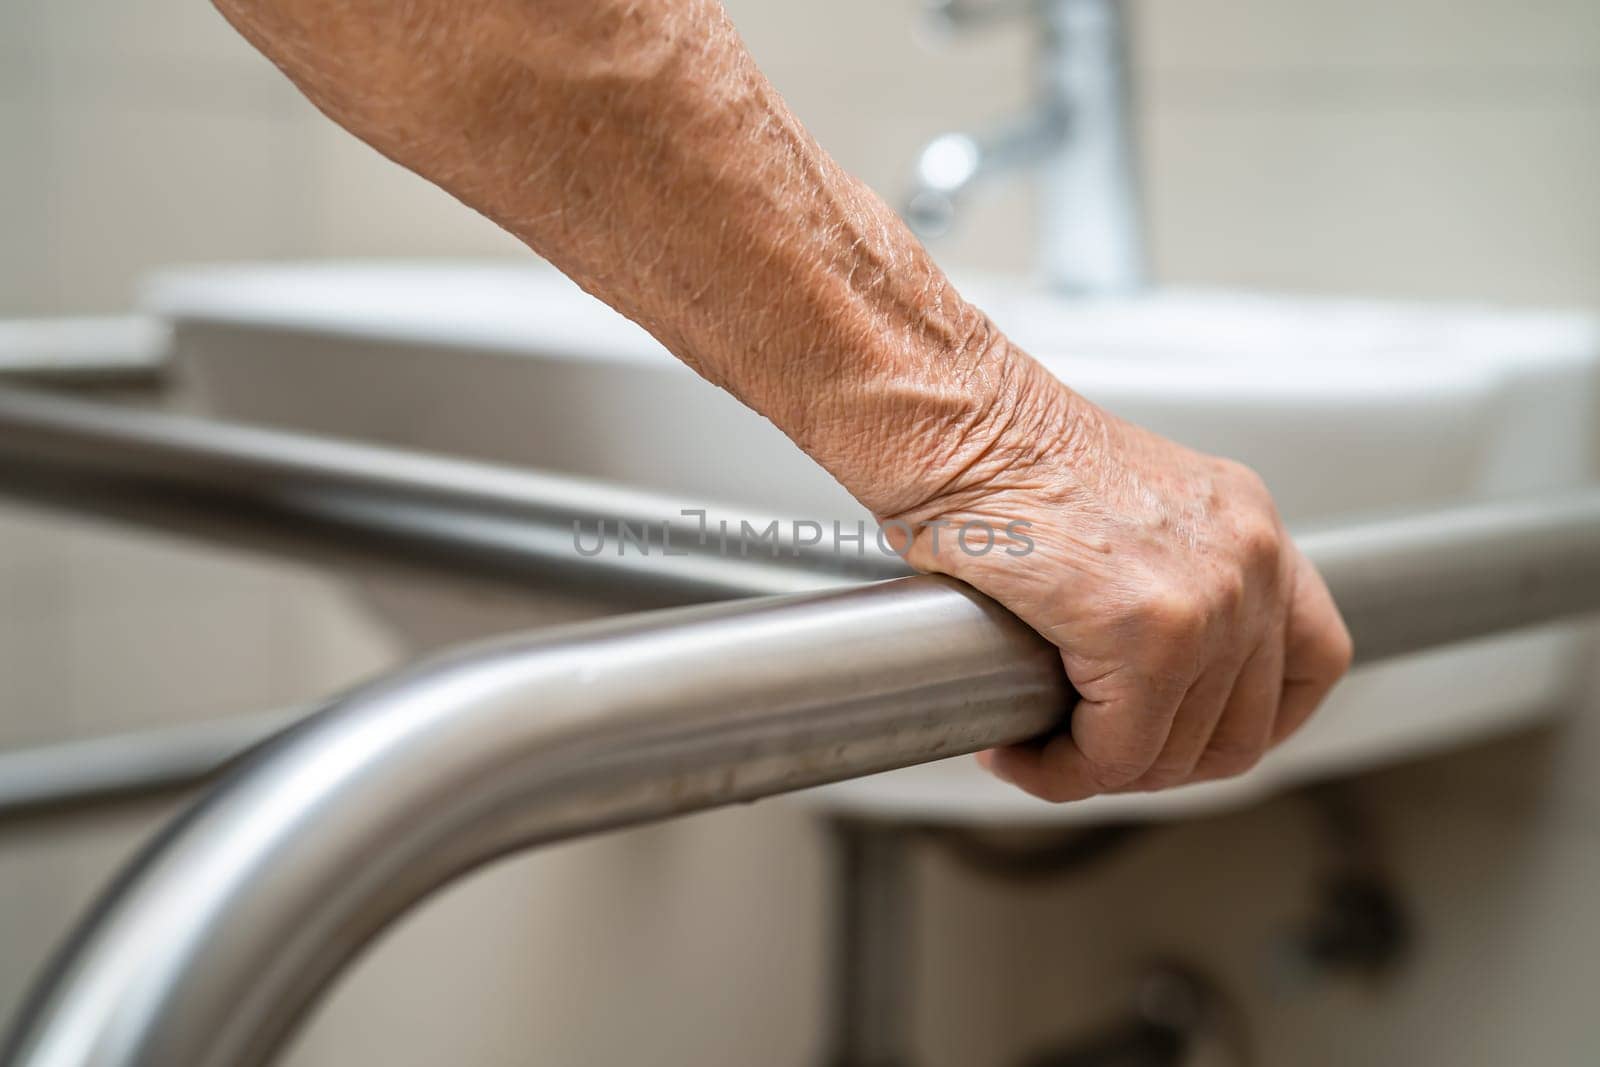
[0,384,907,817]
[0,577,1069,1067]
[4,486,1600,1066]
[4,490,1599,823]
[0,384,909,825]
[0,386,908,605]
[0,710,306,820]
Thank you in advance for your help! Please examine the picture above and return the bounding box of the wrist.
[803,319,1087,524]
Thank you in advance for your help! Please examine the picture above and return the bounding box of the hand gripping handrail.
[3,494,1600,1061]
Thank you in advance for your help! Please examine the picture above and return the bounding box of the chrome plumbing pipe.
[4,488,1600,1067]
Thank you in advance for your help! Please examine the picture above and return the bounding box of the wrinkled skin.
[213,0,1353,801]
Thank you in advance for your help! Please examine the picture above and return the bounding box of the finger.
[986,655,1194,802]
[1192,634,1284,782]
[983,733,1102,804]
[1272,552,1354,744]
[1121,658,1243,792]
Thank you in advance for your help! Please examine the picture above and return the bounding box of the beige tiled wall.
[2,2,1599,1065]
[1135,0,1600,304]
[729,0,1600,305]
[2,0,1596,313]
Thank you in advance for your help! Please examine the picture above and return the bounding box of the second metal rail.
[0,386,906,605]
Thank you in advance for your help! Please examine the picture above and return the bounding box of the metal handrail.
[0,386,907,605]
[0,576,1068,1067]
[4,488,1600,823]
[0,710,306,820]
[4,486,1600,1066]
[0,383,904,819]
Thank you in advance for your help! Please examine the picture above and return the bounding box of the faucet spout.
[904,105,1068,239]
[902,0,1146,295]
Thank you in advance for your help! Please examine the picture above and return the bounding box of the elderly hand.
[869,348,1353,800]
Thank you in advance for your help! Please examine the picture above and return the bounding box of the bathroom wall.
[1,1,1599,1065]
[1,0,1596,314]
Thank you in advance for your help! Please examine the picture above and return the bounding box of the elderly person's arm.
[213,0,1352,801]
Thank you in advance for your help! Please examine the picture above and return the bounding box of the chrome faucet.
[903,0,1146,294]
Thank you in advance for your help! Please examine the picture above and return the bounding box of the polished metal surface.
[906,0,1145,293]
[0,385,908,605]
[5,490,1598,823]
[4,387,1600,1065]
[0,710,301,821]
[1298,492,1600,661]
[1,577,1070,1067]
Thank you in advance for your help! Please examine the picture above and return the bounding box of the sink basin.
[144,261,1600,823]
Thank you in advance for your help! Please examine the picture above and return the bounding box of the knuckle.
[1223,460,1273,505]
[1238,515,1283,573]
[1211,565,1248,618]
[1141,588,1208,644]
[1218,462,1284,566]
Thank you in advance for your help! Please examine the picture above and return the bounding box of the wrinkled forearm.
[212,0,1069,517]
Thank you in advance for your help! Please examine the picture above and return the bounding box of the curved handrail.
[5,492,1600,1066]
[2,577,1066,1067]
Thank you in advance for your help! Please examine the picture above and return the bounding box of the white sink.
[144,261,1600,824]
